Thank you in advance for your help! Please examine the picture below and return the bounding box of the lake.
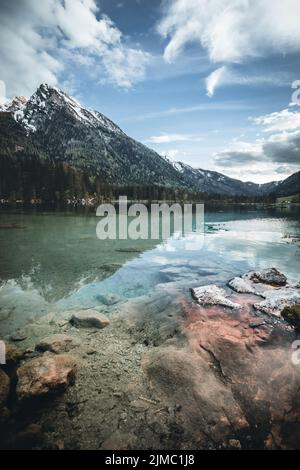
[0,204,300,335]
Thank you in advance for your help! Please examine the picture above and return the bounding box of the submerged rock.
[10,330,27,342]
[16,354,78,400]
[191,285,241,309]
[70,310,110,329]
[0,369,10,406]
[282,305,300,331]
[36,334,80,354]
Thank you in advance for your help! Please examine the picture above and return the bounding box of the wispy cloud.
[206,66,291,97]
[145,133,204,144]
[122,101,255,122]
[206,66,227,97]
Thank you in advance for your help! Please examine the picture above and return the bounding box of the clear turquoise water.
[0,205,300,333]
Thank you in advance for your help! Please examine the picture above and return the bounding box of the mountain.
[269,171,300,198]
[172,162,280,197]
[0,84,185,188]
[0,83,298,202]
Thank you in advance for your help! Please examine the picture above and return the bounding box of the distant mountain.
[172,162,280,197]
[0,84,298,202]
[269,171,300,198]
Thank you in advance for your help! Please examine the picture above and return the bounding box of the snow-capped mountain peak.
[4,84,123,135]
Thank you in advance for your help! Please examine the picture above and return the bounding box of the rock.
[5,343,23,365]
[254,288,300,317]
[250,268,287,286]
[229,277,256,294]
[10,330,27,342]
[96,293,121,306]
[0,369,10,406]
[282,305,300,331]
[191,285,241,309]
[16,354,78,400]
[70,310,110,329]
[143,285,300,449]
[101,430,137,450]
[36,334,80,354]
[228,439,242,450]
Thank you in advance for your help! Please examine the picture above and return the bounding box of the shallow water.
[0,205,300,334]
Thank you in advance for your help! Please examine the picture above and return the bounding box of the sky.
[0,0,300,183]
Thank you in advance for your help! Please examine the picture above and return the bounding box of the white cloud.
[158,0,300,95]
[158,0,300,64]
[253,109,300,132]
[0,0,150,97]
[213,107,300,181]
[206,66,227,97]
[146,133,203,144]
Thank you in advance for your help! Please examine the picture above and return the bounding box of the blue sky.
[1,0,300,183]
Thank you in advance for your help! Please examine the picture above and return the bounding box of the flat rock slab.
[36,334,80,354]
[16,354,78,400]
[191,285,241,309]
[69,310,110,329]
[254,288,300,317]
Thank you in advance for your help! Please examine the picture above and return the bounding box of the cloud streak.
[146,133,204,144]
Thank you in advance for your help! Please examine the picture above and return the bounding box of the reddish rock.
[142,293,300,449]
[16,354,78,400]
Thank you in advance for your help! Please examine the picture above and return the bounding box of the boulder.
[0,369,10,406]
[144,290,300,449]
[16,354,78,400]
[250,268,287,286]
[36,334,80,354]
[191,285,241,309]
[69,310,110,329]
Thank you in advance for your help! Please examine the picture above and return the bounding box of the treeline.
[0,147,276,206]
[0,152,209,204]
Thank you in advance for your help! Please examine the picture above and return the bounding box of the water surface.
[0,205,299,333]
